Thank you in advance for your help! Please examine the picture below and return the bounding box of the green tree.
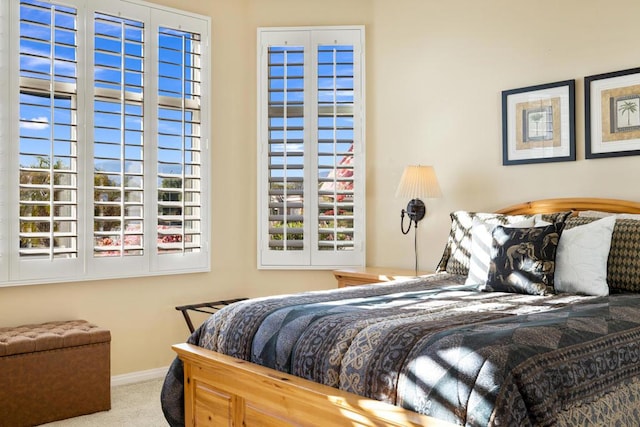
[619,100,638,126]
[529,112,543,137]
[19,156,65,249]
[94,169,121,232]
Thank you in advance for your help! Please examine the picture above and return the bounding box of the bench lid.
[0,320,110,357]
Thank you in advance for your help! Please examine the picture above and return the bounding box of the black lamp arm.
[400,198,426,235]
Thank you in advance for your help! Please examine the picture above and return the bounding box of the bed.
[161,197,640,426]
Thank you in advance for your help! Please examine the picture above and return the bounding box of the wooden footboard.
[173,343,454,427]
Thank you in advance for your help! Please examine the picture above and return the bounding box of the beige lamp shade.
[395,165,442,199]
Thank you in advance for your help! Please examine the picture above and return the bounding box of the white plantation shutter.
[315,39,356,258]
[12,0,82,281]
[86,2,151,277]
[151,9,208,273]
[92,11,145,259]
[156,25,203,257]
[263,33,309,266]
[258,27,365,269]
[0,0,8,283]
[2,0,210,286]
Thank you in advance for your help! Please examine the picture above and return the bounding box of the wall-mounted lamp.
[395,165,442,275]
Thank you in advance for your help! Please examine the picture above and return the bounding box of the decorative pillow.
[618,214,640,219]
[437,211,538,276]
[563,216,599,229]
[465,217,536,286]
[564,217,640,293]
[554,216,616,296]
[578,210,640,220]
[481,222,565,295]
[436,210,572,277]
[577,210,614,218]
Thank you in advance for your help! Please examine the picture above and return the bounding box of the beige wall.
[1,0,639,375]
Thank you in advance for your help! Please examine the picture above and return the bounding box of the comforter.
[161,273,640,426]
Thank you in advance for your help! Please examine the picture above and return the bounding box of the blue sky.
[19,0,200,179]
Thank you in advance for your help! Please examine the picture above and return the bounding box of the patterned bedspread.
[161,273,640,426]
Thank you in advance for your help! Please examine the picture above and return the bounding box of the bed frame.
[173,197,640,426]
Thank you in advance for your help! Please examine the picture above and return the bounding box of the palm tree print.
[529,112,544,137]
[619,100,639,126]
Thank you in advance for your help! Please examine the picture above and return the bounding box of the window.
[1,0,210,286]
[257,27,365,269]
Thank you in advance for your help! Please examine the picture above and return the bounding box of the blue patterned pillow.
[481,222,566,295]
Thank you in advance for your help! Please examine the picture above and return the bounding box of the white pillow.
[578,210,640,220]
[618,213,640,219]
[577,210,614,218]
[553,216,616,296]
[465,217,536,286]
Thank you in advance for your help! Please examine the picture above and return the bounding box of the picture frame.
[585,67,640,159]
[501,80,575,166]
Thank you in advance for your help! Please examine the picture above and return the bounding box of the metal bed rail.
[175,298,248,333]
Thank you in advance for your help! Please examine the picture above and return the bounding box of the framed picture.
[585,67,640,159]
[501,80,575,165]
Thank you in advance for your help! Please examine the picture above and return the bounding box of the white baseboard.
[111,366,169,387]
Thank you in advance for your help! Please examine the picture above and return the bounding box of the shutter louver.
[317,45,355,252]
[18,0,78,259]
[93,13,144,257]
[268,46,305,251]
[157,27,202,255]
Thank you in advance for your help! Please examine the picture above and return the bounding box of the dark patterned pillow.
[481,222,565,295]
[565,216,640,293]
[436,210,571,276]
[436,212,535,276]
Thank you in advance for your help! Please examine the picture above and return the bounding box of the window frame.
[0,0,9,284]
[1,0,211,287]
[256,26,366,270]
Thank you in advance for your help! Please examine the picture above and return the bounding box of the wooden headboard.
[495,197,640,216]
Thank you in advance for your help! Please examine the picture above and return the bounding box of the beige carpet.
[43,378,168,426]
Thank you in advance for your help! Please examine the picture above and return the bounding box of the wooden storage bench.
[0,320,111,427]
